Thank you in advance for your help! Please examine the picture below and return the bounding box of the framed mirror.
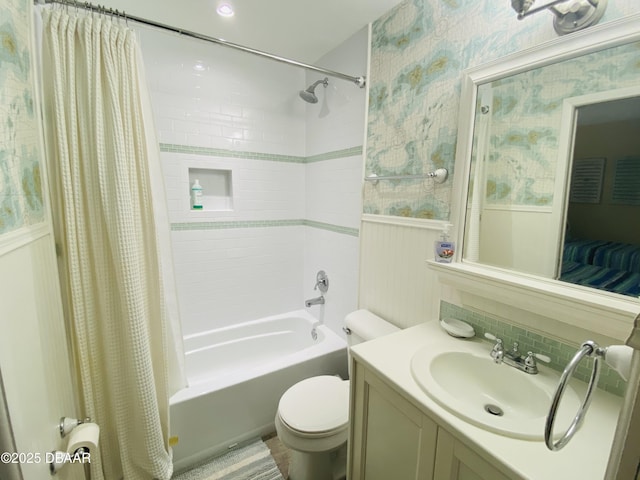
[466,81,640,295]
[438,14,640,341]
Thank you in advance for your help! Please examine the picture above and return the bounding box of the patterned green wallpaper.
[0,0,45,235]
[365,0,640,220]
[477,41,640,207]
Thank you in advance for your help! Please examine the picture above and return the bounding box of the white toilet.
[275,310,399,480]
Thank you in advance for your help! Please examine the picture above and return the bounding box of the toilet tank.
[345,309,400,347]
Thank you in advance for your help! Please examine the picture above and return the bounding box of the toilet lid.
[279,376,349,434]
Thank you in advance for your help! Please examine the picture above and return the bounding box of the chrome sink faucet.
[488,335,505,363]
[485,333,550,374]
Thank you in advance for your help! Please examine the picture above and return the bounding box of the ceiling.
[96,0,404,65]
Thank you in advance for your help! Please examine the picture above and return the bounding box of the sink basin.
[411,345,581,440]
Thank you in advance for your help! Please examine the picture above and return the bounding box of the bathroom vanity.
[346,320,623,480]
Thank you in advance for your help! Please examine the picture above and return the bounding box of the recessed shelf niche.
[188,168,233,211]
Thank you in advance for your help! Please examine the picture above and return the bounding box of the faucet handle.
[485,333,505,363]
[314,270,329,293]
[484,332,502,344]
[526,351,551,364]
[523,351,551,373]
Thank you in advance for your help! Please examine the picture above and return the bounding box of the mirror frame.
[434,13,640,343]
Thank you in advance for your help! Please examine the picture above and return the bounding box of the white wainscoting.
[0,234,80,480]
[358,217,445,329]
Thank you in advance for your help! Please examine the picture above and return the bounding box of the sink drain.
[484,404,504,416]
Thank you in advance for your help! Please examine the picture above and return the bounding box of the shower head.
[299,78,329,104]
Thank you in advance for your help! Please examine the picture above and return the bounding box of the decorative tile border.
[159,143,362,164]
[303,220,359,237]
[170,219,359,237]
[171,219,301,231]
[159,144,304,163]
[440,301,627,397]
[306,146,363,163]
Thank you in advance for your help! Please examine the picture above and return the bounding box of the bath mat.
[172,439,284,480]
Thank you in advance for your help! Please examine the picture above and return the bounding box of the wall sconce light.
[511,0,607,35]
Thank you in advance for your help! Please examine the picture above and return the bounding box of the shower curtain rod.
[39,0,367,88]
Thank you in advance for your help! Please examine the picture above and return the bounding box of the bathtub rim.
[170,310,346,405]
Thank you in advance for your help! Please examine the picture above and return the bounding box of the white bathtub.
[169,310,348,471]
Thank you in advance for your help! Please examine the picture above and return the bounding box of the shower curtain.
[39,8,186,480]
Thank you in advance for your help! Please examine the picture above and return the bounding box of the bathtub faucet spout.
[305,295,325,307]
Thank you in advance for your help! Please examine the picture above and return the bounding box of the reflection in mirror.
[559,98,640,297]
[462,38,640,300]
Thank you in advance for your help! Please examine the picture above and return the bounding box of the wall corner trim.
[361,214,447,231]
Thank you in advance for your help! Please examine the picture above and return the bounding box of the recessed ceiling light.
[216,3,234,17]
[193,62,206,72]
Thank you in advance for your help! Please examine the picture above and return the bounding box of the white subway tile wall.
[139,28,306,155]
[171,227,305,335]
[137,24,369,337]
[161,153,306,223]
[306,155,363,231]
[302,29,368,336]
[304,34,368,158]
[304,227,360,336]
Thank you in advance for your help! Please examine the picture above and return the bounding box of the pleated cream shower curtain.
[39,8,186,480]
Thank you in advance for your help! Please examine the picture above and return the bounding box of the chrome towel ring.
[545,340,605,451]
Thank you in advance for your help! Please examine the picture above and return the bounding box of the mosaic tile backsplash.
[440,301,628,397]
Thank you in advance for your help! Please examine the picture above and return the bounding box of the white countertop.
[350,320,624,480]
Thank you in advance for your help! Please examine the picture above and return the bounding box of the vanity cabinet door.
[349,361,437,480]
[433,429,512,480]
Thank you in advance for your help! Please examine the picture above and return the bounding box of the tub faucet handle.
[314,270,329,293]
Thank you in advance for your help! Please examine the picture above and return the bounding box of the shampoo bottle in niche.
[191,179,203,210]
[435,223,455,263]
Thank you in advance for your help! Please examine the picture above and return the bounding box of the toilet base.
[288,443,346,480]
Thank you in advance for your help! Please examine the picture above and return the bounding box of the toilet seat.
[278,375,349,436]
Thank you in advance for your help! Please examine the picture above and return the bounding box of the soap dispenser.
[191,179,203,210]
[434,223,455,263]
